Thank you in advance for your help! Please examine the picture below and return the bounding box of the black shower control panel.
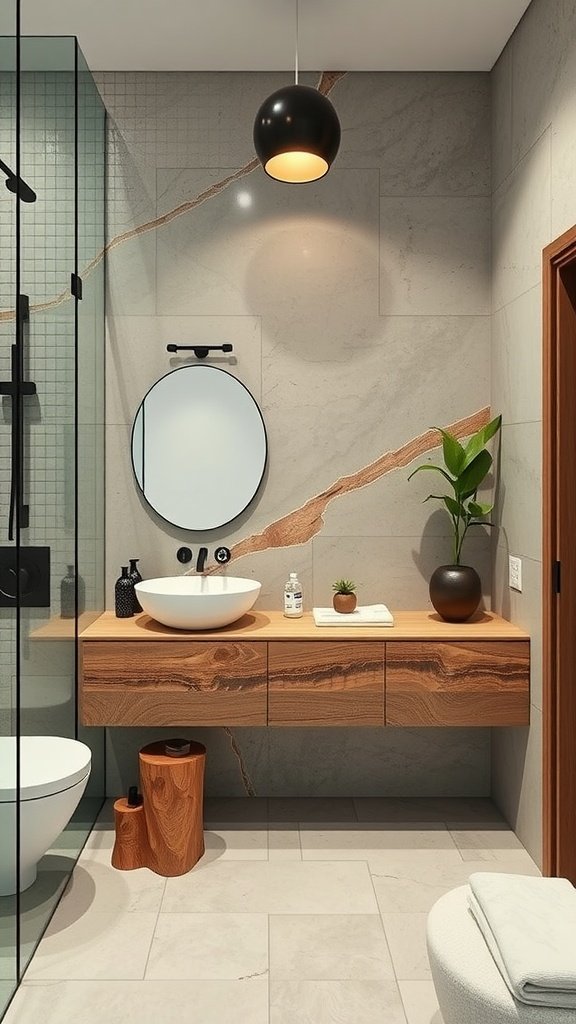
[0,546,50,607]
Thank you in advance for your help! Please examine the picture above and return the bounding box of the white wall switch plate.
[509,555,522,592]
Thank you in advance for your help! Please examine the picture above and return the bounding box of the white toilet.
[0,735,92,895]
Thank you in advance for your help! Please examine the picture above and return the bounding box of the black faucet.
[196,546,208,573]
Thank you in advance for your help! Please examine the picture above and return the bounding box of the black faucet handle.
[177,547,193,564]
[196,546,209,572]
[214,546,231,565]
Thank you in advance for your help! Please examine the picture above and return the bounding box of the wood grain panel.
[78,609,529,642]
[268,641,384,726]
[80,641,266,726]
[386,641,530,726]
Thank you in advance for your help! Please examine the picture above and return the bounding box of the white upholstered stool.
[427,886,576,1024]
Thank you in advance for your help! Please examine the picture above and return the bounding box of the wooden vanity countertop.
[77,609,529,642]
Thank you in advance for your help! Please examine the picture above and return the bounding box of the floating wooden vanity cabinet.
[386,641,530,727]
[78,611,530,728]
[80,640,267,726]
[268,642,385,726]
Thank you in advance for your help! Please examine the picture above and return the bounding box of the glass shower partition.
[0,5,18,1015]
[0,29,106,1012]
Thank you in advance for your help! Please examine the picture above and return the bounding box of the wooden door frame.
[543,223,576,877]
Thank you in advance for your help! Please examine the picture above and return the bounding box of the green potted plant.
[332,579,357,614]
[408,415,501,622]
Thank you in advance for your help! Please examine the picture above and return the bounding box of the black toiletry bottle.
[60,564,76,619]
[115,566,135,618]
[129,558,143,612]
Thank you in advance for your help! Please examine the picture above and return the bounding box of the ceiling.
[22,0,532,72]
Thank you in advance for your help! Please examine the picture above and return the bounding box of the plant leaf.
[462,414,502,469]
[436,428,465,476]
[408,464,454,487]
[457,449,492,496]
[467,500,494,517]
[482,414,502,444]
[443,495,462,517]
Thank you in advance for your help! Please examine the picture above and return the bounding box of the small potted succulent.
[332,579,357,614]
[408,415,501,622]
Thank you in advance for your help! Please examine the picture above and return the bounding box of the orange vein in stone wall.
[0,71,346,323]
[223,407,491,563]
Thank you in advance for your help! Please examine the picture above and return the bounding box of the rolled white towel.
[467,872,576,1008]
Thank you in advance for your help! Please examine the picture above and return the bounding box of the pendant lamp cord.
[294,0,299,84]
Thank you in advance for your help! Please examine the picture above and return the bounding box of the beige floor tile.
[267,799,357,822]
[24,911,157,980]
[204,798,269,823]
[270,914,394,980]
[146,913,268,980]
[381,913,431,981]
[268,824,302,861]
[354,798,503,823]
[399,980,444,1024]
[202,825,268,861]
[449,827,538,864]
[270,979,407,1023]
[162,861,378,914]
[300,824,458,860]
[4,978,269,1024]
[83,825,115,852]
[371,856,540,913]
[70,849,166,912]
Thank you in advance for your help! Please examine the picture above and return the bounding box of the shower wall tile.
[260,314,489,526]
[379,197,490,316]
[311,534,492,610]
[107,723,490,799]
[100,71,492,798]
[492,129,551,312]
[493,422,542,564]
[491,284,541,426]
[155,167,379,318]
[334,73,490,195]
[106,315,262,426]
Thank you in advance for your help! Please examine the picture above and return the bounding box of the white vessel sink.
[135,575,261,630]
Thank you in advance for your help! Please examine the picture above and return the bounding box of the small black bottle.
[129,558,143,612]
[115,566,135,618]
[60,564,76,619]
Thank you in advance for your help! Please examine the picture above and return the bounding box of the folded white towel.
[467,872,576,1008]
[313,604,394,627]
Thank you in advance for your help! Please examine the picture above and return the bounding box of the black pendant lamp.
[253,3,341,183]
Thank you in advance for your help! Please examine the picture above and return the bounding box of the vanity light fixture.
[253,0,341,183]
[166,343,233,360]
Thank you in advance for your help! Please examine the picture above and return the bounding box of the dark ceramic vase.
[429,564,481,623]
[129,558,143,612]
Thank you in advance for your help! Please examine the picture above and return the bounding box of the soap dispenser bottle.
[60,564,76,619]
[115,566,135,618]
[129,558,143,612]
[284,572,303,618]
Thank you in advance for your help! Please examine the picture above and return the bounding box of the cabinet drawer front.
[386,641,530,726]
[81,641,267,726]
[268,641,384,726]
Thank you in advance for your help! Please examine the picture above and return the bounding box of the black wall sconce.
[166,344,233,360]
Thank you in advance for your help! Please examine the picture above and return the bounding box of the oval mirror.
[131,365,267,531]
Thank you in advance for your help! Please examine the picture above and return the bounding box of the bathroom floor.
[4,798,540,1024]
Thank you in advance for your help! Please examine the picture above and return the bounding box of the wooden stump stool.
[112,739,206,877]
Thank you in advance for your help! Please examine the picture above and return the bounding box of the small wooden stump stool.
[112,739,206,877]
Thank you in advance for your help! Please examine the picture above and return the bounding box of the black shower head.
[4,174,36,204]
[0,157,36,203]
